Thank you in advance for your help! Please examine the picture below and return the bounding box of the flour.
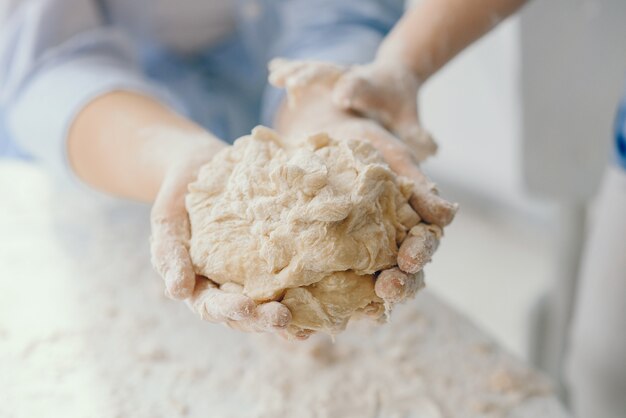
[186,126,420,335]
[0,163,569,417]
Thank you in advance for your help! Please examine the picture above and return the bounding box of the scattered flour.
[0,160,570,418]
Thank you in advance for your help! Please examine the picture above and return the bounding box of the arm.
[68,91,293,334]
[67,91,223,202]
[1,0,292,335]
[379,0,528,83]
[332,0,528,160]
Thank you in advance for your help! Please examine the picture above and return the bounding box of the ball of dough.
[186,126,419,336]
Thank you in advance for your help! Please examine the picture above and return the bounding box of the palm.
[150,146,295,337]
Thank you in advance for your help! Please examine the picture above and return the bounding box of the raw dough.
[186,126,419,335]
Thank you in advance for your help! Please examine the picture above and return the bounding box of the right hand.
[270,58,458,227]
[149,142,293,335]
[270,59,458,309]
[324,119,455,303]
[270,58,437,163]
[332,61,438,163]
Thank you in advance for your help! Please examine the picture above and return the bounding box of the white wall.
[419,17,541,215]
[521,0,626,201]
[420,0,626,211]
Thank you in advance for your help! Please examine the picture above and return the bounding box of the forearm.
[378,0,527,82]
[67,91,226,202]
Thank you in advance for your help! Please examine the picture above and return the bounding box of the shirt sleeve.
[0,0,182,177]
[259,0,405,126]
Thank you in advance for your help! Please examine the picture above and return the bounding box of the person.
[1,0,623,415]
[0,0,458,337]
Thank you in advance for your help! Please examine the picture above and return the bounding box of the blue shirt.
[0,0,404,179]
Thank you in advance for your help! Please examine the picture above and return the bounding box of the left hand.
[270,58,436,162]
[332,61,438,163]
[270,58,458,228]
[150,141,293,335]
[270,58,458,308]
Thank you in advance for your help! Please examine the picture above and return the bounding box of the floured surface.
[186,127,418,334]
[0,163,570,418]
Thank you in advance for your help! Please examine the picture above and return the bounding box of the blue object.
[0,0,404,167]
[614,87,626,171]
[0,111,31,160]
[140,0,405,143]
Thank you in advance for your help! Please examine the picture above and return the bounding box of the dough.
[186,126,419,335]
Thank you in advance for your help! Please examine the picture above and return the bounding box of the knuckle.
[268,304,292,328]
[228,297,255,320]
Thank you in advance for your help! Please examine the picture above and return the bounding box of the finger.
[187,278,256,322]
[289,62,345,88]
[150,237,196,299]
[409,185,459,228]
[269,59,338,88]
[285,328,315,341]
[151,173,197,299]
[333,70,396,127]
[352,127,457,227]
[268,58,307,87]
[254,302,292,329]
[328,119,418,169]
[397,224,441,274]
[271,325,315,341]
[332,70,370,109]
[226,301,293,334]
[396,165,458,227]
[270,59,345,107]
[396,122,438,163]
[361,301,386,319]
[287,65,344,103]
[375,268,425,304]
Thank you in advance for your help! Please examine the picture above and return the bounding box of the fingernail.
[272,308,292,328]
[375,277,403,303]
[294,330,313,340]
[229,299,255,321]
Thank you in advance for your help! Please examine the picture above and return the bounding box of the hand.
[270,58,458,308]
[324,119,451,303]
[332,61,437,163]
[270,58,435,163]
[149,142,292,334]
[270,58,458,227]
[65,91,293,335]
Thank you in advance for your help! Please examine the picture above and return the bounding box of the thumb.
[150,173,197,299]
[396,121,438,163]
[332,69,395,127]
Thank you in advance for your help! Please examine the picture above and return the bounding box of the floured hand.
[149,144,292,335]
[333,61,438,163]
[270,58,458,310]
[270,59,437,163]
[270,58,458,228]
[325,119,452,303]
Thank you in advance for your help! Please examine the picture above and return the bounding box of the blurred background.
[421,0,626,392]
[1,0,625,412]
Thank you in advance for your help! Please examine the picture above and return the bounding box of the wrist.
[133,126,225,203]
[375,40,430,85]
[143,126,224,170]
